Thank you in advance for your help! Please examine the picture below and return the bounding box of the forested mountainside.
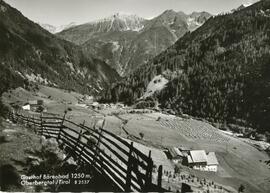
[57,11,211,75]
[0,0,120,98]
[102,0,270,133]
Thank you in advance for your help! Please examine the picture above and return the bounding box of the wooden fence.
[9,111,167,192]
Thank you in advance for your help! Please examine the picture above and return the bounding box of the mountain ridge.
[57,10,212,76]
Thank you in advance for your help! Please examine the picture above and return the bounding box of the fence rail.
[9,111,167,192]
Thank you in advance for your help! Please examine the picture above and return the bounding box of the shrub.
[0,99,8,118]
[139,132,144,140]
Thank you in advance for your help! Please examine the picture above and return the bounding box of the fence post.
[125,142,133,192]
[78,123,86,164]
[15,112,18,123]
[8,111,12,122]
[40,114,43,135]
[10,111,13,122]
[157,165,163,188]
[58,112,66,141]
[97,129,102,148]
[32,115,34,126]
[27,115,29,126]
[92,128,103,167]
[76,130,83,163]
[144,150,153,191]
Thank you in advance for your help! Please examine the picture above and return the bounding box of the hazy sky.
[5,0,259,26]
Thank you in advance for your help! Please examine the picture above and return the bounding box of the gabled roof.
[173,147,183,156]
[178,146,190,151]
[206,152,219,165]
[29,100,38,105]
[190,150,207,163]
[168,147,183,158]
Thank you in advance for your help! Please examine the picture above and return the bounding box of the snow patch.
[142,75,169,99]
[89,13,145,32]
[25,73,50,85]
[187,17,203,28]
[38,22,77,34]
[132,25,144,32]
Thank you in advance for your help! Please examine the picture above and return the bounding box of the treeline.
[101,0,270,133]
[0,64,25,116]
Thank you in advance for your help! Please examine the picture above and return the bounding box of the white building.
[187,150,219,172]
[22,104,31,111]
[206,152,219,172]
[168,147,184,163]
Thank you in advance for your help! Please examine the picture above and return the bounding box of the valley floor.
[2,85,270,193]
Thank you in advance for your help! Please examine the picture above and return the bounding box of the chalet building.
[22,104,31,111]
[22,99,45,112]
[187,150,219,172]
[178,146,190,156]
[206,152,219,172]
[187,150,207,169]
[168,147,184,163]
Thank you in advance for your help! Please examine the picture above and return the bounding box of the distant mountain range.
[56,10,212,76]
[38,22,77,34]
[102,0,270,133]
[0,0,119,96]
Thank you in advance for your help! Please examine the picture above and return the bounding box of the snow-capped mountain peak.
[232,1,260,12]
[89,13,146,32]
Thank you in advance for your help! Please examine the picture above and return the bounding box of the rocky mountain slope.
[57,11,211,75]
[102,0,270,134]
[0,0,120,98]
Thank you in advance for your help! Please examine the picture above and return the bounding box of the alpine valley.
[0,0,120,97]
[1,1,270,193]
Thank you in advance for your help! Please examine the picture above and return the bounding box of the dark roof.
[168,147,183,159]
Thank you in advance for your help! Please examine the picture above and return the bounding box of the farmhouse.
[167,147,184,163]
[22,104,31,111]
[178,146,190,156]
[29,99,43,106]
[188,150,207,169]
[22,100,45,112]
[187,150,219,172]
[206,152,219,172]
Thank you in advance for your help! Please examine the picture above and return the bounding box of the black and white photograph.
[0,0,270,192]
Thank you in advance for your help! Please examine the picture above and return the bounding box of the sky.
[4,0,260,26]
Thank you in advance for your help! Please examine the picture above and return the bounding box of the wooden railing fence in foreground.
[9,111,167,192]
